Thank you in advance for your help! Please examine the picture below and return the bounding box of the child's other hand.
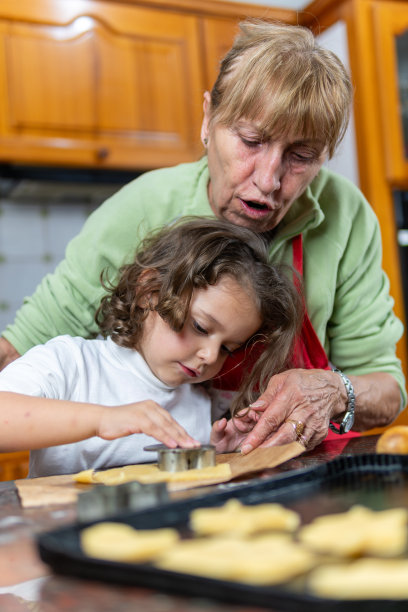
[210,417,248,453]
[210,409,261,453]
[97,401,200,449]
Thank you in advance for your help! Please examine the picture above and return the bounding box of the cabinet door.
[200,17,240,91]
[372,1,408,184]
[0,0,204,169]
[0,451,29,481]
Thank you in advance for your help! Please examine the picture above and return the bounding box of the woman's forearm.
[0,392,101,451]
[348,372,402,431]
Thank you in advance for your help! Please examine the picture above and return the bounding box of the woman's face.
[201,93,327,233]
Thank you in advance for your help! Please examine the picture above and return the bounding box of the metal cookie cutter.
[144,444,216,472]
[77,480,168,523]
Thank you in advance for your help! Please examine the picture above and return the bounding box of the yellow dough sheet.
[73,462,232,489]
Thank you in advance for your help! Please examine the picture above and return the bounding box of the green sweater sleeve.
[303,169,406,406]
[3,160,211,354]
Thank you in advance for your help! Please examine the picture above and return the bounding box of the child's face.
[139,275,261,387]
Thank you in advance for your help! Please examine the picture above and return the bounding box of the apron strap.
[291,234,330,370]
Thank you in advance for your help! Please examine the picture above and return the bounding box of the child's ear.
[137,268,159,309]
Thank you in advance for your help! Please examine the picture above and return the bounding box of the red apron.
[213,234,360,441]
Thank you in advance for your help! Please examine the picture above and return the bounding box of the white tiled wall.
[0,199,97,333]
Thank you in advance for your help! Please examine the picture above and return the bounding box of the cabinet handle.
[96,147,109,160]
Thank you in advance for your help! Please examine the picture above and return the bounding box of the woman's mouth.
[239,198,272,218]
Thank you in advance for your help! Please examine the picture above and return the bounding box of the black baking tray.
[37,453,408,611]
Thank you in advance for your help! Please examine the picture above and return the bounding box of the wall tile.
[45,203,92,258]
[0,197,95,336]
[0,202,45,258]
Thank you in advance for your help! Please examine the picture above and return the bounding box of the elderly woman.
[0,20,405,451]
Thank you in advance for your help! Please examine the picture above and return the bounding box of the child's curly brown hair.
[96,217,303,414]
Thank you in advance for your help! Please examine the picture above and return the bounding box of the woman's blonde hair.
[209,19,353,157]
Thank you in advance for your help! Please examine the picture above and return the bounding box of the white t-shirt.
[0,335,212,477]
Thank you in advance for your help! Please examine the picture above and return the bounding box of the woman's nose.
[253,147,282,194]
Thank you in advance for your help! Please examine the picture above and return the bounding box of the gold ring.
[286,419,305,437]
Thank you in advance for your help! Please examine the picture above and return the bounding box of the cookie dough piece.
[156,533,315,584]
[308,558,408,599]
[156,537,246,580]
[80,521,179,562]
[236,534,316,584]
[190,498,300,536]
[298,505,408,557]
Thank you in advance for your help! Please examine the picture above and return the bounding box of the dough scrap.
[190,498,300,536]
[80,521,179,562]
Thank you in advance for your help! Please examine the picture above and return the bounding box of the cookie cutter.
[77,480,168,523]
[144,444,216,472]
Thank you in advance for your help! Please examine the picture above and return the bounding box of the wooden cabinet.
[200,16,240,90]
[372,2,408,185]
[0,0,204,169]
[0,0,296,171]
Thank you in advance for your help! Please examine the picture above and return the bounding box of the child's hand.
[97,401,200,448]
[210,408,262,453]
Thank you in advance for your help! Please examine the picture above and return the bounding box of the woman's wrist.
[329,368,349,416]
[329,368,356,434]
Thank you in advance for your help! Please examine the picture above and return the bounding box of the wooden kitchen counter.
[0,435,379,612]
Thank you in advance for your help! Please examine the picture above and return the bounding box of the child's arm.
[0,392,199,452]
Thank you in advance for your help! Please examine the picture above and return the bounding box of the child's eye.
[193,320,207,335]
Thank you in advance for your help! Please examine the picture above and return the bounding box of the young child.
[0,218,301,477]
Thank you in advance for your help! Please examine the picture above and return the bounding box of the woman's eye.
[241,137,261,148]
[290,150,317,164]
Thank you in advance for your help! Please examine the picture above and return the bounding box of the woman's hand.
[98,400,200,449]
[239,368,401,454]
[239,369,338,453]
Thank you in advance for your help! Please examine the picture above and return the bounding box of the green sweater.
[4,157,406,401]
